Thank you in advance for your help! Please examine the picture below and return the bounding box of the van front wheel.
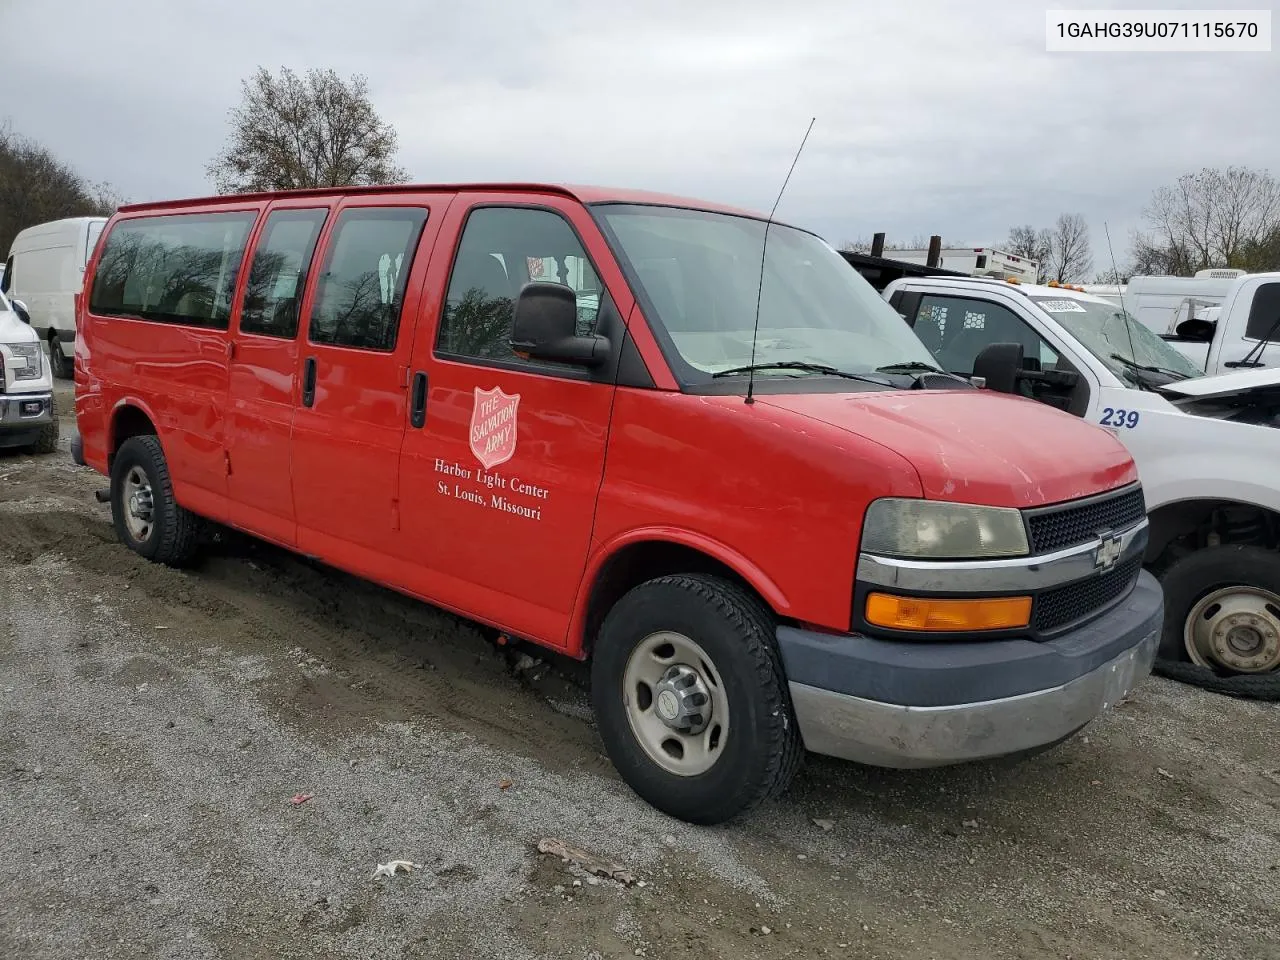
[110,435,202,566]
[591,574,802,825]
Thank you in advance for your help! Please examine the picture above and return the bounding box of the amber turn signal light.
[865,593,1032,632]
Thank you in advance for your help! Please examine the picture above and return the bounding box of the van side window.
[307,207,428,351]
[240,208,329,339]
[1244,282,1280,341]
[88,212,257,330]
[437,207,602,361]
[911,294,1059,375]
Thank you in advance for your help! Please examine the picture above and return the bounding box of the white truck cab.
[883,275,1280,685]
[0,290,59,454]
[1160,272,1280,376]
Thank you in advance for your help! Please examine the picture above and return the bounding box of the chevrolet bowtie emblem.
[1094,533,1123,572]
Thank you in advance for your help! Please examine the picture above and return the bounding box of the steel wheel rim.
[122,466,155,543]
[621,631,729,777]
[1184,584,1280,674]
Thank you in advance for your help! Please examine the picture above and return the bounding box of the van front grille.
[1025,486,1146,554]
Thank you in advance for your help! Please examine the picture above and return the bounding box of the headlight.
[861,498,1029,559]
[2,343,42,381]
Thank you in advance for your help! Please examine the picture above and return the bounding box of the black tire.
[110,435,203,566]
[1154,545,1280,700]
[590,574,803,825]
[47,335,72,380]
[27,394,59,455]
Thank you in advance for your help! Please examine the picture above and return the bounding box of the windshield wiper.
[711,361,895,388]
[1109,353,1191,380]
[875,361,944,374]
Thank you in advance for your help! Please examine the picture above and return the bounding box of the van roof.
[118,183,773,222]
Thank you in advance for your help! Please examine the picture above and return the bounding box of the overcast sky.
[5,0,1275,272]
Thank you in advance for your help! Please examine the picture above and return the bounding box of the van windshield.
[1029,295,1204,383]
[596,204,939,383]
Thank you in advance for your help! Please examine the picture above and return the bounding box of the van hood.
[760,389,1137,508]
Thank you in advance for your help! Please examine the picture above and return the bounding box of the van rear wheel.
[110,435,202,566]
[47,335,72,379]
[591,574,802,825]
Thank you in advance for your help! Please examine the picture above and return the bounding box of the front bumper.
[0,392,54,445]
[779,570,1163,768]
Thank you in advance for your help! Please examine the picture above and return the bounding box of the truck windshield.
[1029,296,1204,383]
[596,204,939,382]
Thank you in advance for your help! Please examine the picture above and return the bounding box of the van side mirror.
[9,298,30,324]
[510,281,609,367]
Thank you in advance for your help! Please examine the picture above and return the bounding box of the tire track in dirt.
[0,507,608,774]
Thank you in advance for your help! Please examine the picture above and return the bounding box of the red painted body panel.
[290,192,451,561]
[76,181,1143,663]
[397,193,625,649]
[760,390,1137,508]
[581,390,924,640]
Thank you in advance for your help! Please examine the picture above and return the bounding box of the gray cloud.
[5,0,1274,270]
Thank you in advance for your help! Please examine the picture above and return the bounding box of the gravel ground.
[1,384,1278,960]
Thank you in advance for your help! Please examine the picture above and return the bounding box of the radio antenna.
[1104,222,1139,365]
[745,117,816,405]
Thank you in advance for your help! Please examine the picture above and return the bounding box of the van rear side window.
[307,207,428,352]
[90,212,256,330]
[240,208,329,339]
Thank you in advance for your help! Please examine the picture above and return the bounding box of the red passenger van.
[75,184,1163,824]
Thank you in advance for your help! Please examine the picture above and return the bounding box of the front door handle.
[302,356,317,407]
[410,371,428,428]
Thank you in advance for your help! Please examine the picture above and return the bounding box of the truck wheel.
[27,395,59,455]
[1157,546,1280,678]
[591,574,802,825]
[47,335,72,380]
[109,435,203,566]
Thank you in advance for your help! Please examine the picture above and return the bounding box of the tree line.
[0,124,123,257]
[5,65,1280,285]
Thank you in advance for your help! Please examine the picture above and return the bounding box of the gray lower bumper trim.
[0,392,53,428]
[790,627,1158,769]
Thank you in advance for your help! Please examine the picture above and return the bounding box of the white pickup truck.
[0,291,59,454]
[1157,271,1280,376]
[883,275,1280,693]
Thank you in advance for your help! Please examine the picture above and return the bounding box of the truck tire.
[27,395,59,455]
[1154,545,1280,701]
[590,574,803,825]
[47,334,72,380]
[109,435,203,567]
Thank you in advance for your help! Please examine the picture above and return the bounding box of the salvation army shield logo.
[469,386,520,470]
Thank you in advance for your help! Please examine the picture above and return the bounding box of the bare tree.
[1094,267,1129,284]
[207,67,409,194]
[1003,225,1052,282]
[1045,213,1092,283]
[0,124,122,255]
[1138,166,1280,274]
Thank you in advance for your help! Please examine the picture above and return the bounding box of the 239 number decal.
[1100,407,1140,429]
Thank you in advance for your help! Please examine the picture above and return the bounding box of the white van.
[2,216,108,379]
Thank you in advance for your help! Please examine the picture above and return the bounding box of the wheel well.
[582,541,766,656]
[1147,499,1280,569]
[108,406,157,470]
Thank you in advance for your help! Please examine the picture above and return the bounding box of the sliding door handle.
[410,371,428,428]
[302,356,317,407]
